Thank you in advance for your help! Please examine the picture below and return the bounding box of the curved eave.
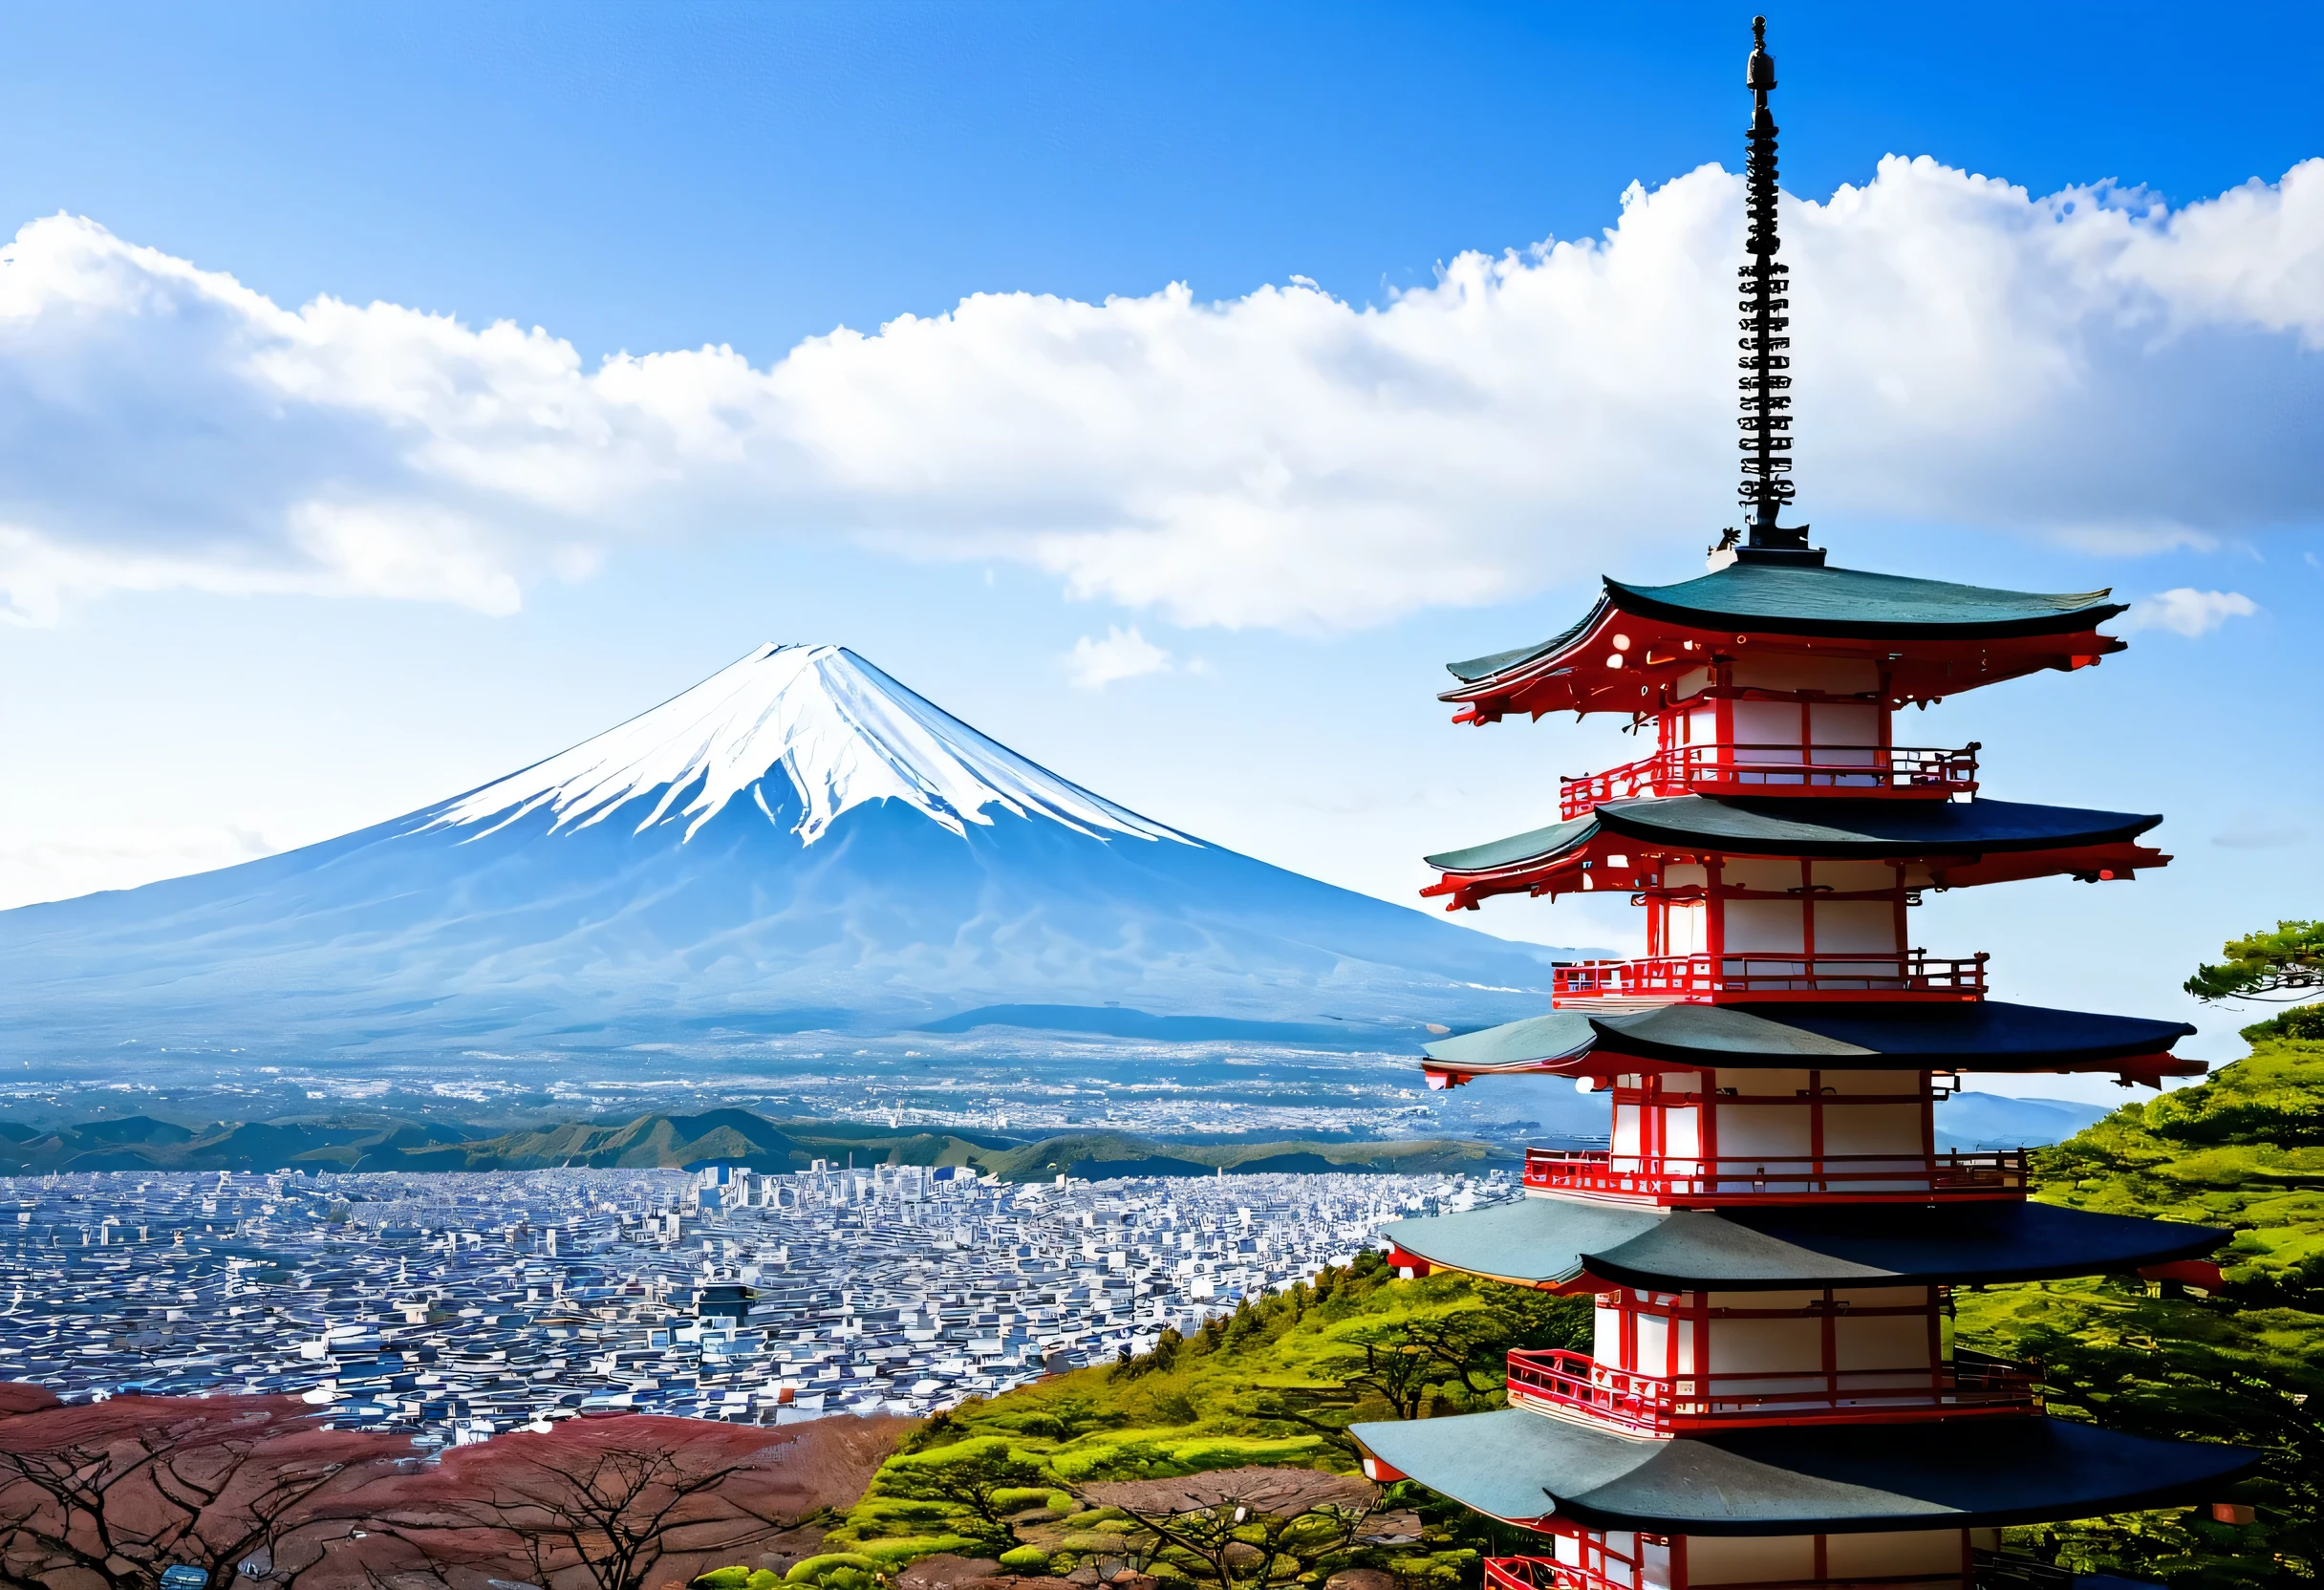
[1603,571,2127,643]
[1348,1408,2254,1536]
[1438,569,2128,723]
[1416,1004,2201,1092]
[1444,600,1608,690]
[1382,1198,2229,1292]
[1422,799,2169,912]
[1587,1001,2198,1070]
[1421,1013,1599,1076]
[1603,796,2163,857]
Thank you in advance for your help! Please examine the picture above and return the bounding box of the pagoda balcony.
[1502,1346,2041,1437]
[1551,951,1989,1006]
[1521,1147,2030,1205]
[1484,1558,1974,1590]
[1560,743,1978,819]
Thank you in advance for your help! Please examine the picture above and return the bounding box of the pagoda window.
[1824,1529,1970,1588]
[1687,1534,1819,1588]
[1589,1284,1948,1401]
[1713,858,1806,957]
[1727,654,1882,696]
[1815,1069,1932,1161]
[1704,1068,1815,1163]
[1637,857,1912,981]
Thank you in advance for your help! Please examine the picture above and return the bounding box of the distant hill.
[0,1109,1504,1182]
[1930,1089,2107,1150]
[970,1132,1495,1182]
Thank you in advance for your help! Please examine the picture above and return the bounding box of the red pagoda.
[1347,21,2253,1590]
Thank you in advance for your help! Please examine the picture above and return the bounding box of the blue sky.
[2,1,2320,1099]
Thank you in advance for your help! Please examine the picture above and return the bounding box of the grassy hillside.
[1952,1020,2322,1589]
[810,1256,1589,1579]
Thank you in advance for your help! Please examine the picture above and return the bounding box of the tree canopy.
[2184,919,2324,1003]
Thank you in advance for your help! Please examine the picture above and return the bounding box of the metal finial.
[1737,14,1806,552]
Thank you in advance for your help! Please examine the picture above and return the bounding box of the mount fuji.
[2,644,1568,1062]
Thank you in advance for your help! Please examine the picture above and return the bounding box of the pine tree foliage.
[2184,920,2324,1003]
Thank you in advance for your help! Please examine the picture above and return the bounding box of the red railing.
[1552,951,1988,1005]
[1560,743,1978,818]
[1522,1147,2029,1205]
[1487,1559,1971,1590]
[1484,1558,1603,1590]
[1502,1346,2040,1435]
[1486,1556,1636,1590]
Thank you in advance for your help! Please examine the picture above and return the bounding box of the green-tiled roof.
[1417,1002,2196,1073]
[1444,606,1601,684]
[1381,1199,2227,1291]
[1445,562,2125,683]
[1424,796,2161,873]
[1609,561,2122,636]
[1419,1012,1596,1070]
[1422,815,1594,873]
[1348,1407,2253,1533]
[1593,1000,2195,1066]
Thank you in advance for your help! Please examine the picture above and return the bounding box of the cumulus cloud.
[2120,587,2261,636]
[1065,625,1173,689]
[2,155,2322,630]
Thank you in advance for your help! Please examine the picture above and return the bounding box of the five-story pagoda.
[1347,21,2254,1590]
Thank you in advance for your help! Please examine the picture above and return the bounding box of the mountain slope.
[0,645,1568,1061]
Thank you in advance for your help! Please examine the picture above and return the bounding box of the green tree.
[1080,1466,1378,1590]
[874,1443,1050,1546]
[2185,920,2324,1003]
[1329,1289,1590,1417]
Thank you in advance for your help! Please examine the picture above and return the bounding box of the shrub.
[2241,1002,2324,1043]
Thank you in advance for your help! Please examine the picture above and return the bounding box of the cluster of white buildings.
[0,1162,1510,1443]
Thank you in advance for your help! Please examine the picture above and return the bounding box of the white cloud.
[0,824,277,910]
[2120,587,2260,636]
[1,154,2322,630]
[1065,625,1173,690]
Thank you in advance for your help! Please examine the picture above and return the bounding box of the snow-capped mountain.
[0,644,1567,1061]
[428,644,1182,848]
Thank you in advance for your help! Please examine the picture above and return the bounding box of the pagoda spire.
[1737,15,1812,557]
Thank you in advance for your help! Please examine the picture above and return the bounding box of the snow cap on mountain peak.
[424,642,1190,848]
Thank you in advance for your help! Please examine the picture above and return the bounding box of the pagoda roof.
[1587,1000,2195,1069]
[1610,563,2124,643]
[1419,1000,2196,1084]
[1378,1196,2227,1291]
[1422,1012,1600,1074]
[1439,563,2128,722]
[1446,565,2124,685]
[1423,796,2166,908]
[1348,1407,2251,1535]
[1429,797,2159,874]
